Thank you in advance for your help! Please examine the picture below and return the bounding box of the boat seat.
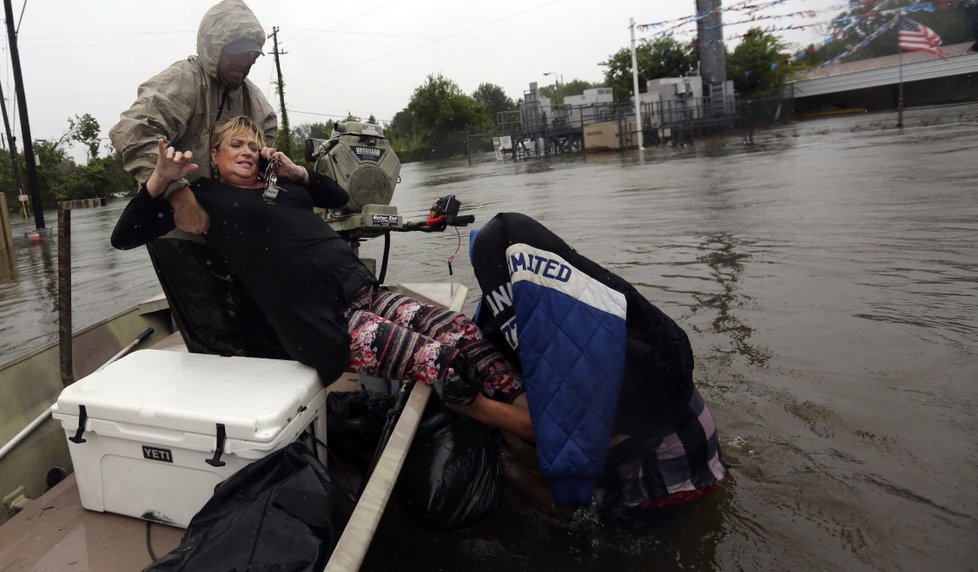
[145,238,289,359]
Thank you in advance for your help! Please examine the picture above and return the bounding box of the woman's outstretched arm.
[449,393,536,441]
[111,139,199,250]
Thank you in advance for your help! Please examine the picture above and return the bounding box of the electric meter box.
[51,349,327,528]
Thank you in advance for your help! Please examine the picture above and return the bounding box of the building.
[789,41,978,114]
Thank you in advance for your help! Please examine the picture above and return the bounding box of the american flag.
[898,18,948,58]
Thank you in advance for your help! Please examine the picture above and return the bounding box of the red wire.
[447,226,461,275]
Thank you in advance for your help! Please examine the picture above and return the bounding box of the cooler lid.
[52,350,322,442]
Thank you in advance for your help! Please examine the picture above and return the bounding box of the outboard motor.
[305,122,471,284]
[304,121,400,214]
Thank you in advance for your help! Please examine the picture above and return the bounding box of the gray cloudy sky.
[3,0,840,162]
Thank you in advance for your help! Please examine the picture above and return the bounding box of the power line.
[286,0,399,52]
[288,0,568,81]
[287,107,392,124]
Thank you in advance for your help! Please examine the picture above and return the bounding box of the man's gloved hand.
[168,186,210,234]
[432,358,482,405]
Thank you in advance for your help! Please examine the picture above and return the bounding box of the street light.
[542,72,563,105]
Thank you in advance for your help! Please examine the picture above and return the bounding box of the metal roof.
[788,41,978,98]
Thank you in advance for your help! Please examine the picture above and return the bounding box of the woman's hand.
[147,139,198,198]
[265,148,309,185]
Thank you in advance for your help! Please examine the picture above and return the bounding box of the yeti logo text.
[509,252,572,282]
[142,445,173,463]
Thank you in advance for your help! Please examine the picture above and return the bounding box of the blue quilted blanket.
[506,243,627,505]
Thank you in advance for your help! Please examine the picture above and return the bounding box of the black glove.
[432,357,481,405]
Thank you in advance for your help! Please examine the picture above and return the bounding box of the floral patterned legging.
[346,288,523,401]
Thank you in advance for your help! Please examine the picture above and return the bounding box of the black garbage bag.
[396,403,503,531]
[326,390,397,473]
[146,442,351,572]
[326,390,503,531]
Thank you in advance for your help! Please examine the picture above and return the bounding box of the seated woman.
[457,212,730,512]
[111,116,520,404]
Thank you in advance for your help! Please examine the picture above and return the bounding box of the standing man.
[110,0,285,357]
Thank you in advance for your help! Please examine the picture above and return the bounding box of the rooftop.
[796,40,977,80]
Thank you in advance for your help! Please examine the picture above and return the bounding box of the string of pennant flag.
[635,0,964,75]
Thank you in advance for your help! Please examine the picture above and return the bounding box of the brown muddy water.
[1,106,976,571]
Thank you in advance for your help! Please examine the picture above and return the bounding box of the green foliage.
[58,155,137,200]
[309,122,334,139]
[406,74,490,160]
[0,148,24,212]
[273,128,293,159]
[385,110,423,161]
[273,72,294,158]
[32,140,75,203]
[535,78,604,104]
[94,153,139,197]
[472,82,517,125]
[1,116,137,212]
[67,113,102,161]
[602,38,699,101]
[273,106,294,158]
[805,0,978,65]
[726,29,799,98]
[292,121,334,147]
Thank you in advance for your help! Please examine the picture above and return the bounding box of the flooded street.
[2,108,977,570]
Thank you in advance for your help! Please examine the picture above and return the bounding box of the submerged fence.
[480,95,978,158]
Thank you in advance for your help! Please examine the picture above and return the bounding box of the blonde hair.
[210,115,265,150]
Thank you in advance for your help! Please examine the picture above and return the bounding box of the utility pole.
[0,79,25,209]
[269,27,291,157]
[896,16,904,128]
[629,17,644,150]
[4,0,44,231]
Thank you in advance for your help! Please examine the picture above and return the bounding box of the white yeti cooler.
[51,349,327,528]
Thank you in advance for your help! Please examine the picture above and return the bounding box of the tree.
[407,74,490,160]
[472,82,516,126]
[59,155,136,200]
[726,29,798,98]
[538,78,603,102]
[0,148,23,211]
[67,113,102,161]
[0,115,137,209]
[385,109,422,161]
[32,140,75,204]
[602,38,699,101]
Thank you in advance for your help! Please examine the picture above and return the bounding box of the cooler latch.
[69,405,88,444]
[205,423,227,467]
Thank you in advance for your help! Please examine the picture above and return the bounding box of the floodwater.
[2,106,976,571]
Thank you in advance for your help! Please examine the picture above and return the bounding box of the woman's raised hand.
[154,138,199,182]
[145,138,200,199]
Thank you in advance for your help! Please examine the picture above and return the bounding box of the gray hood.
[196,0,266,79]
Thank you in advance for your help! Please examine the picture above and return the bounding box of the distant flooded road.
[2,106,976,570]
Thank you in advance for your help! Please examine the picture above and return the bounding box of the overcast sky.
[3,0,843,162]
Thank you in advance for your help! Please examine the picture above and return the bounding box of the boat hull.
[0,296,175,524]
